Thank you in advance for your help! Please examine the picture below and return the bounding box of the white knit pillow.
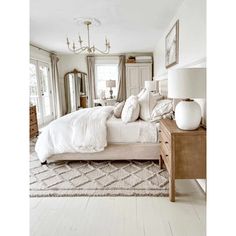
[121,96,140,123]
[138,90,157,121]
[151,99,173,121]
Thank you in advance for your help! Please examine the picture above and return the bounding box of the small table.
[159,119,206,202]
[94,98,117,106]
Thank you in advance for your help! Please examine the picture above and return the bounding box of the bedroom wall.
[153,0,206,78]
[153,0,206,192]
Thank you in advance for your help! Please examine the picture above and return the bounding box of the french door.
[30,59,54,127]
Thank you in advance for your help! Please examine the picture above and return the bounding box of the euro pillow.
[138,90,157,121]
[121,96,140,123]
[151,99,173,122]
[137,88,146,98]
[152,93,163,102]
[114,101,125,118]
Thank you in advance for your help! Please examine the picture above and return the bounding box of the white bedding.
[107,115,158,143]
[35,106,113,162]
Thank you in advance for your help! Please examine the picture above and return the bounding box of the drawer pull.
[165,154,168,157]
[159,130,161,133]
[159,141,162,144]
[165,141,168,144]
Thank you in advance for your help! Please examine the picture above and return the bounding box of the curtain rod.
[30,44,55,54]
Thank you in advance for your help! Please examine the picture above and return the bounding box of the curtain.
[87,56,96,107]
[64,74,72,113]
[117,55,126,102]
[51,54,63,117]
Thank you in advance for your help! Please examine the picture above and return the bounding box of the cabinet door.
[139,65,152,90]
[126,66,140,97]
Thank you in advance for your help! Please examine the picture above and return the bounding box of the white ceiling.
[30,0,184,54]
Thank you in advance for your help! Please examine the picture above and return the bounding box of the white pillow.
[151,99,173,122]
[114,101,125,118]
[121,96,140,123]
[138,90,157,121]
[152,93,163,101]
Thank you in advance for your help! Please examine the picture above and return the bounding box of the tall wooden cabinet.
[30,106,39,138]
[125,63,152,97]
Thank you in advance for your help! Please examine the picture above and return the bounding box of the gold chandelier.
[66,18,111,54]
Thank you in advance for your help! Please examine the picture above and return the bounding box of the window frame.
[95,56,119,99]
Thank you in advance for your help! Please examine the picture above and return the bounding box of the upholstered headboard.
[158,79,168,98]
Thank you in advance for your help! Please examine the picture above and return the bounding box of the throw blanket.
[35,106,114,162]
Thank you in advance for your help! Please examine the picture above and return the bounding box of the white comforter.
[35,106,114,162]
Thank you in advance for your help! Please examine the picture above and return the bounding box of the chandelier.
[66,18,111,54]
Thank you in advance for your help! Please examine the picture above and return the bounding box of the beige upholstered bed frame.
[48,143,159,162]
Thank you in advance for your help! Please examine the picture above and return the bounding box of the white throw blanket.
[35,106,114,162]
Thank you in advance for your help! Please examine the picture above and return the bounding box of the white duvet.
[35,106,114,162]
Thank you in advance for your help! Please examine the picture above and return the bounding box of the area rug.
[30,139,169,197]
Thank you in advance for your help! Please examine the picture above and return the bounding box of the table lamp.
[106,80,116,98]
[168,68,206,130]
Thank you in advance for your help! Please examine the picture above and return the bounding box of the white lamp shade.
[145,80,157,92]
[168,68,206,99]
[106,80,116,88]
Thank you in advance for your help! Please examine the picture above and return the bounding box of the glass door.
[38,61,54,124]
[29,59,54,127]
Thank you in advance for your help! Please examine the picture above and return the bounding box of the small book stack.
[135,56,152,63]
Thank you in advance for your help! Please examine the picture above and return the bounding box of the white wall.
[153,0,206,79]
[153,0,206,192]
[57,54,88,78]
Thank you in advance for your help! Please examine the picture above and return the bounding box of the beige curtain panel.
[87,56,96,107]
[51,54,63,117]
[117,55,126,102]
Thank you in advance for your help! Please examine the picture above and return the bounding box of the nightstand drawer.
[159,132,171,152]
[160,145,171,172]
[159,130,171,151]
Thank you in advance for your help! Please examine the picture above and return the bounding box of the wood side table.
[159,119,206,202]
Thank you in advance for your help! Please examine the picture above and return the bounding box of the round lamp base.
[175,100,201,130]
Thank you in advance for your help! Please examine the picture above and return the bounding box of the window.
[95,58,119,98]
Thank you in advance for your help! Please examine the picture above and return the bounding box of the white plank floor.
[30,179,206,236]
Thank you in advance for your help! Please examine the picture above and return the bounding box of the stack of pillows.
[114,89,173,123]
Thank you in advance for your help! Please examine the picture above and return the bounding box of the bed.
[35,106,160,163]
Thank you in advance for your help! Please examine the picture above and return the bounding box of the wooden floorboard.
[30,179,206,236]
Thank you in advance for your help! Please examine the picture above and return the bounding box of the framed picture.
[165,20,179,68]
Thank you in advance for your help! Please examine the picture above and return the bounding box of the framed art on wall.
[165,20,179,68]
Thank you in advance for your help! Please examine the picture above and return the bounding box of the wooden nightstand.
[159,119,206,202]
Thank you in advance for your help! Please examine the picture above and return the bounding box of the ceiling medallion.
[66,17,111,54]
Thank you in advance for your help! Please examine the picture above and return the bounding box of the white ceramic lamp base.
[175,100,201,130]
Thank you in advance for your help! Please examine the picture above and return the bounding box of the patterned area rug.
[30,139,169,197]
